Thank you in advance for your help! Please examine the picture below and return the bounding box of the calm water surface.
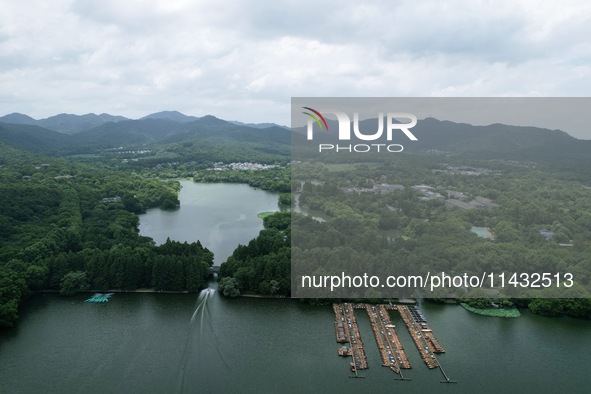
[1,182,590,393]
[138,181,280,264]
[1,292,590,393]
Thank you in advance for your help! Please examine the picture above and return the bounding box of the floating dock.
[398,305,441,369]
[332,303,368,375]
[338,346,352,356]
[332,303,453,383]
[333,304,350,343]
[407,306,445,353]
[365,304,411,374]
[84,293,113,303]
[344,304,368,373]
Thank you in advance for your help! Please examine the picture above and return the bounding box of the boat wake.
[178,288,232,393]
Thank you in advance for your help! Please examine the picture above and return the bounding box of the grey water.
[1,292,590,393]
[138,181,280,264]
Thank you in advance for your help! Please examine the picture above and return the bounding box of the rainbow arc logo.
[302,107,328,132]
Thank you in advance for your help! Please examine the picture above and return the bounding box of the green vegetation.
[218,277,241,297]
[0,157,212,328]
[194,167,290,193]
[527,298,591,317]
[290,155,590,291]
[262,211,290,231]
[59,271,89,296]
[257,211,277,219]
[460,303,521,318]
[0,118,291,328]
[216,152,591,319]
[278,192,291,206]
[219,212,290,296]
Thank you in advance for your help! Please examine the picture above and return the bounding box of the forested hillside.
[220,153,591,317]
[219,212,291,297]
[0,157,212,328]
[0,112,290,156]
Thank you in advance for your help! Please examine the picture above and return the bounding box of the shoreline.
[239,293,287,299]
[31,291,583,322]
[35,289,192,295]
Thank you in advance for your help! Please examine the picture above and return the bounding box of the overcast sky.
[1,0,590,138]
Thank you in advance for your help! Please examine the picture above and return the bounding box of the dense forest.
[0,157,212,328]
[219,212,290,297]
[194,167,291,193]
[300,156,589,309]
[219,153,591,318]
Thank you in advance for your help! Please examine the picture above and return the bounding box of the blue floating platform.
[84,293,113,303]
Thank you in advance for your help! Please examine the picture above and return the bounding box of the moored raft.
[84,293,102,302]
[84,293,114,303]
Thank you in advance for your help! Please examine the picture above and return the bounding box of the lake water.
[1,181,590,393]
[1,291,590,393]
[138,181,280,264]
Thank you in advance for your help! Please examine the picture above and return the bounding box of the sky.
[1,0,590,138]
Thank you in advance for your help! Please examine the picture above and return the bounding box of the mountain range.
[0,112,129,134]
[0,111,590,163]
[0,110,286,134]
[293,116,591,162]
[0,111,289,154]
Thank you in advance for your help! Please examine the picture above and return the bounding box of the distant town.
[340,183,498,210]
[208,162,280,171]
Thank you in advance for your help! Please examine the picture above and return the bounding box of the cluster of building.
[341,183,405,195]
[537,229,573,246]
[153,162,179,168]
[340,182,498,211]
[102,147,152,163]
[445,195,498,210]
[101,196,121,203]
[412,185,444,201]
[432,165,497,176]
[115,149,151,155]
[413,185,498,210]
[538,229,554,240]
[209,162,278,171]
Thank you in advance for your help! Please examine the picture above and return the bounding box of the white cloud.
[0,0,590,137]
